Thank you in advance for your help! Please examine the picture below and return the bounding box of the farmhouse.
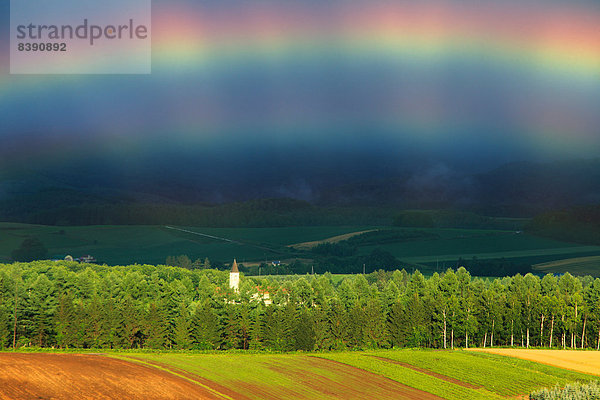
[251,286,272,306]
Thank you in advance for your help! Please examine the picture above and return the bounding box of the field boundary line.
[164,225,284,254]
[111,355,234,400]
[364,354,482,389]
[308,354,458,399]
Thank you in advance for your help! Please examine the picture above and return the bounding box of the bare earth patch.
[289,230,377,250]
[0,353,224,400]
[469,348,600,377]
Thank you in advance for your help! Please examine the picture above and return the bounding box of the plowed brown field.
[0,353,224,400]
[469,348,600,377]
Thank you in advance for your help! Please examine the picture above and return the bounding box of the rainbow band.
[151,2,600,79]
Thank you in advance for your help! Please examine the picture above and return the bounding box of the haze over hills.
[1,157,599,224]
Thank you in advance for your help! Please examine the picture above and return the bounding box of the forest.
[1,261,600,352]
[528,204,600,245]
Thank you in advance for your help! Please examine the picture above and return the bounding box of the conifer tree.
[0,304,10,349]
[387,300,406,347]
[327,300,348,350]
[248,306,265,350]
[363,299,388,349]
[118,295,142,348]
[145,302,167,349]
[173,302,191,349]
[191,301,219,350]
[220,303,240,349]
[85,295,108,348]
[24,274,56,347]
[293,308,315,351]
[55,291,77,348]
[311,306,330,350]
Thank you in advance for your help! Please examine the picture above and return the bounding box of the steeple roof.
[231,259,239,273]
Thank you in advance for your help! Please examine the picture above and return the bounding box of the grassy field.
[533,256,600,277]
[361,349,596,396]
[353,228,600,273]
[113,349,598,400]
[114,352,438,400]
[354,229,600,263]
[2,222,599,271]
[0,223,371,265]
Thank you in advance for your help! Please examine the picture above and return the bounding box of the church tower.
[229,259,240,292]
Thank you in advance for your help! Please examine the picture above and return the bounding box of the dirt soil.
[0,353,224,400]
[469,348,600,377]
[289,230,377,250]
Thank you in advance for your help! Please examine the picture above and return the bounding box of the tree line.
[1,196,392,227]
[1,261,600,352]
[528,205,600,245]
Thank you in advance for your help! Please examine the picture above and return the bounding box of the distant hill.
[1,158,599,225]
[527,204,600,245]
[473,158,600,216]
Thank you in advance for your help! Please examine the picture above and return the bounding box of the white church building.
[229,259,272,305]
[229,259,240,291]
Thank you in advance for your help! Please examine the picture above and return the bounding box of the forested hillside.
[0,196,392,227]
[1,262,599,351]
[528,205,600,245]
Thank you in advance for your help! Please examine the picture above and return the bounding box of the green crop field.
[316,352,502,400]
[114,352,428,399]
[359,349,596,396]
[534,256,600,277]
[354,228,600,262]
[113,349,597,400]
[0,223,372,265]
[2,222,599,270]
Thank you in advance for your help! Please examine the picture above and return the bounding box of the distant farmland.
[533,256,600,277]
[0,223,371,265]
[2,222,600,272]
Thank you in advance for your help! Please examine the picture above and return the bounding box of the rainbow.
[150,2,600,79]
[1,1,599,159]
[2,2,598,85]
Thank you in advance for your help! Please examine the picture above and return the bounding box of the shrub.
[530,381,600,400]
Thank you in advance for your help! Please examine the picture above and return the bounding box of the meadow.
[0,223,370,265]
[534,256,600,277]
[2,222,599,274]
[353,229,600,265]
